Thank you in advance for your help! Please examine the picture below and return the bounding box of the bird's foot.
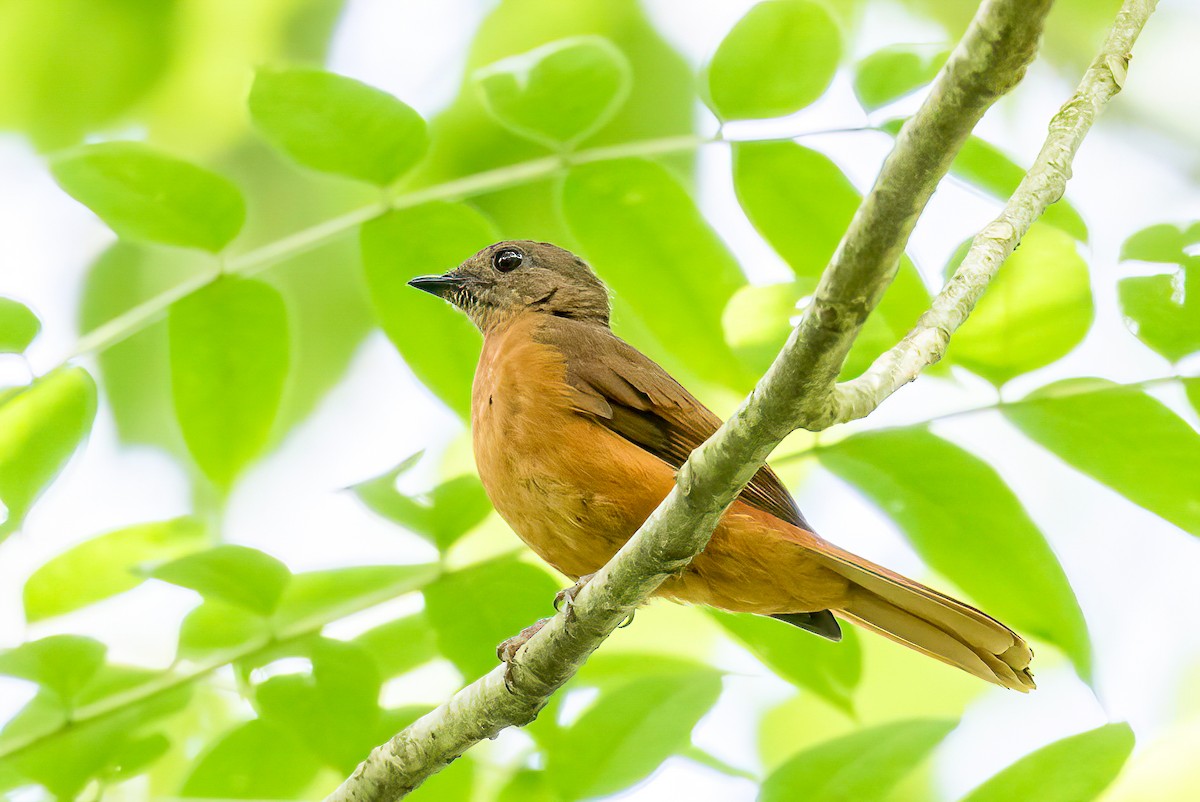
[497,617,550,693]
[553,573,595,619]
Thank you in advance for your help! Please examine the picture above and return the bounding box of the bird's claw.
[553,573,595,619]
[497,617,550,693]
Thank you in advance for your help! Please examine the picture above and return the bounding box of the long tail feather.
[813,543,1035,692]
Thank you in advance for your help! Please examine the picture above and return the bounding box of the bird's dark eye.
[492,248,523,272]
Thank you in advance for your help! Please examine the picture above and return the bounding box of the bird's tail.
[812,542,1036,692]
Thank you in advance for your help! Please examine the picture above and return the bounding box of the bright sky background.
[2,1,1199,800]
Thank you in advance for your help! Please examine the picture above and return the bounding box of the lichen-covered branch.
[834,0,1160,423]
[324,1,1158,799]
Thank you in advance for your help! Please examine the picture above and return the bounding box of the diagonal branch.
[326,1,1157,799]
[834,0,1160,422]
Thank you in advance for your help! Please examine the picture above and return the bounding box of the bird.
[408,240,1035,692]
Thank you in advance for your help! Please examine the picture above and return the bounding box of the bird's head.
[408,240,610,333]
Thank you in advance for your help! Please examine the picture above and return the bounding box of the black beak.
[407,272,467,299]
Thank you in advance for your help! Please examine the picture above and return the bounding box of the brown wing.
[534,316,812,532]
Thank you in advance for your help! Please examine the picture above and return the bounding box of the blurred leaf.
[706,0,841,121]
[1188,378,1200,419]
[729,141,931,379]
[882,122,1088,242]
[181,719,320,799]
[710,610,861,714]
[820,428,1092,680]
[50,142,245,252]
[168,276,290,489]
[423,557,560,679]
[1118,223,1200,362]
[151,545,292,615]
[1119,272,1200,363]
[1004,379,1200,538]
[274,564,440,630]
[0,367,97,541]
[0,636,105,708]
[404,0,695,243]
[177,599,272,659]
[960,723,1134,802]
[255,640,383,773]
[352,457,492,551]
[732,142,857,280]
[946,225,1093,385]
[759,719,957,801]
[950,135,1088,242]
[474,36,632,148]
[354,612,440,679]
[499,769,560,802]
[562,158,749,389]
[723,280,814,372]
[854,46,949,111]
[361,202,497,418]
[0,0,174,149]
[23,516,208,622]
[106,732,170,781]
[722,263,929,384]
[546,670,723,800]
[2,678,190,800]
[1121,221,1200,263]
[79,242,210,450]
[249,67,428,186]
[0,298,40,354]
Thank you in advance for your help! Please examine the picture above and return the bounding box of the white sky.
[1,1,1199,800]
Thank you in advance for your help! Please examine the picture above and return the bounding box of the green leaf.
[181,719,320,800]
[274,564,439,630]
[23,516,208,622]
[423,557,560,680]
[759,719,957,802]
[709,610,860,715]
[562,158,749,389]
[946,225,1093,385]
[1117,223,1200,362]
[729,141,931,380]
[960,723,1134,802]
[168,276,290,489]
[1004,380,1200,538]
[0,635,105,708]
[0,367,97,541]
[255,640,383,773]
[354,612,440,679]
[151,545,292,615]
[78,242,212,450]
[882,122,1088,242]
[3,678,191,800]
[820,428,1092,680]
[0,0,173,150]
[732,142,857,280]
[546,670,723,799]
[177,600,272,659]
[706,0,841,121]
[1121,221,1200,263]
[50,142,245,252]
[0,298,40,354]
[361,203,497,418]
[474,36,632,149]
[249,67,427,186]
[950,135,1088,242]
[854,45,949,111]
[498,769,559,802]
[722,265,929,384]
[352,457,493,551]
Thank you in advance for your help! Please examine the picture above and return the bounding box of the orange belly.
[471,314,848,615]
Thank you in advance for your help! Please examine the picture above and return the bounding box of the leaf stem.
[59,126,880,367]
